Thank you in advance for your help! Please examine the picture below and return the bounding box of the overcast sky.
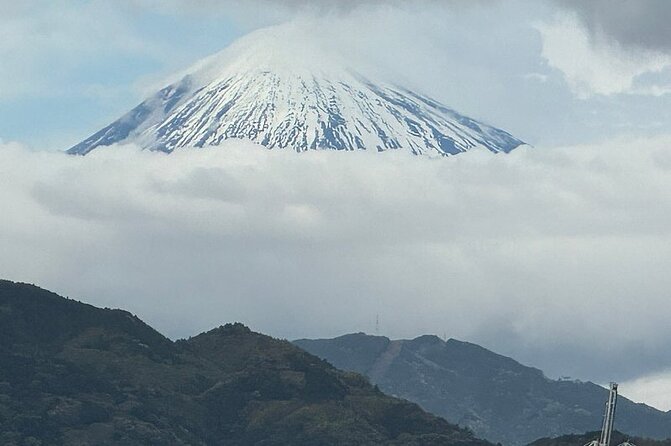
[2,0,671,410]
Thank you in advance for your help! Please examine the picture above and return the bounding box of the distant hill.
[294,333,671,446]
[528,430,671,446]
[0,280,493,446]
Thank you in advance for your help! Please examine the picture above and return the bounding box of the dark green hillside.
[0,280,491,446]
[528,431,671,446]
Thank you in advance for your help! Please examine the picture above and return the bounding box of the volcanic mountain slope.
[294,333,671,446]
[68,23,525,156]
[0,280,493,446]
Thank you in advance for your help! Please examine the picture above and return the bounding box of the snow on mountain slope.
[68,23,525,156]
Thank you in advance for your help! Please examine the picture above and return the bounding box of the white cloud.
[537,13,671,98]
[0,2,177,100]
[524,72,549,83]
[2,137,671,391]
[621,371,671,411]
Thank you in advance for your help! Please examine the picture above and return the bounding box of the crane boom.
[584,383,629,446]
[599,383,618,446]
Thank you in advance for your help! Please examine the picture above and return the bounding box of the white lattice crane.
[584,383,635,446]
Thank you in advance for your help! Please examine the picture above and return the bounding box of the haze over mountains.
[295,333,671,446]
[68,23,525,156]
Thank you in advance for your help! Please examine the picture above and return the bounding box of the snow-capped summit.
[68,22,525,156]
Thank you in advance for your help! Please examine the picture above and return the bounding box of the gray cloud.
[126,0,454,14]
[122,0,496,28]
[558,0,671,53]
[3,137,671,397]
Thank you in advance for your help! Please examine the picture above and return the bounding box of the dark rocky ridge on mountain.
[294,333,671,446]
[0,280,493,446]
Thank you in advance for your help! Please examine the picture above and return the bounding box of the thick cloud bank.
[2,139,671,401]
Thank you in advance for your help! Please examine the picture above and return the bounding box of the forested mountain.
[0,280,492,446]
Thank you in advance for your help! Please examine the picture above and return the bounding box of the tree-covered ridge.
[0,280,492,446]
[528,431,671,446]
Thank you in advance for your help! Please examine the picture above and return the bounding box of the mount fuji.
[68,23,525,156]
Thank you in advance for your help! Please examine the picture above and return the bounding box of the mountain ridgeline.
[0,280,493,446]
[529,431,671,446]
[68,23,525,156]
[294,333,671,446]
